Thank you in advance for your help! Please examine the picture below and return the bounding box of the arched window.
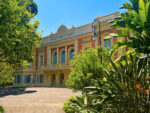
[53,52,57,64]
[70,49,74,60]
[61,50,65,63]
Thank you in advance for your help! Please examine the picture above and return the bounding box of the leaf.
[139,0,146,22]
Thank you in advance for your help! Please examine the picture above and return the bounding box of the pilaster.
[75,39,78,56]
[65,46,67,63]
[57,48,59,64]
[47,47,51,65]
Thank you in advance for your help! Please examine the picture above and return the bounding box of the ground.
[0,87,81,113]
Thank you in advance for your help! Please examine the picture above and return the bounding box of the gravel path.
[0,88,81,113]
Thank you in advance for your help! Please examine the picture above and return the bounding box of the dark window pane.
[104,40,111,49]
[70,49,74,60]
[61,51,65,63]
[40,75,44,83]
[54,52,57,64]
[40,56,43,66]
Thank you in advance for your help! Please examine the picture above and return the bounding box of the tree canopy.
[0,0,41,68]
[66,47,111,92]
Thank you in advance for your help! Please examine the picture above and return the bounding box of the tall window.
[24,75,31,83]
[31,75,35,83]
[53,52,57,64]
[40,56,44,66]
[37,74,39,83]
[70,49,74,60]
[40,75,44,83]
[61,50,65,63]
[14,75,17,84]
[104,39,111,49]
[17,75,21,84]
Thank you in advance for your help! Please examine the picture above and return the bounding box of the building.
[13,12,126,87]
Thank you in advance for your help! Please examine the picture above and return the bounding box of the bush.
[0,106,5,113]
[86,54,150,112]
[63,96,76,113]
[66,47,110,92]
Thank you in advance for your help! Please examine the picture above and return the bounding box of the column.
[74,39,78,56]
[56,72,60,87]
[22,75,24,86]
[47,47,51,65]
[65,46,67,63]
[49,48,51,65]
[57,48,59,64]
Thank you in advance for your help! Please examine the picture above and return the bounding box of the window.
[70,49,74,60]
[14,75,17,84]
[24,75,31,83]
[60,73,64,86]
[31,75,35,83]
[104,39,111,49]
[52,74,56,86]
[61,50,65,63]
[17,75,21,84]
[40,56,44,66]
[40,75,44,83]
[53,52,57,64]
[37,74,39,83]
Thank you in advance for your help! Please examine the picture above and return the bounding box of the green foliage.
[19,0,38,15]
[65,1,150,112]
[111,0,150,55]
[86,54,150,113]
[63,94,99,113]
[0,106,5,113]
[63,96,76,113]
[0,0,41,68]
[66,47,110,92]
[0,63,14,86]
[65,51,150,112]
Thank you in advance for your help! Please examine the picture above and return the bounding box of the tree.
[111,0,150,55]
[0,0,41,69]
[66,47,110,92]
[0,63,14,86]
[19,0,38,15]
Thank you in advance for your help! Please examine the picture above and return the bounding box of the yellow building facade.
[13,12,126,87]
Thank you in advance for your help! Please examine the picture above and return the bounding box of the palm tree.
[111,0,150,56]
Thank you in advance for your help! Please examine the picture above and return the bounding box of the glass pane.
[61,51,65,63]
[40,75,44,83]
[37,74,39,83]
[70,49,74,60]
[104,40,111,49]
[17,75,21,84]
[14,75,17,84]
[40,56,43,66]
[54,52,57,64]
[24,75,27,83]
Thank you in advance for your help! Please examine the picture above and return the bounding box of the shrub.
[0,106,5,113]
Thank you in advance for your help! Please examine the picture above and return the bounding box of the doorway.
[52,74,56,87]
[60,73,65,87]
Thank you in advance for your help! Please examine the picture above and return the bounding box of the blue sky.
[34,0,129,37]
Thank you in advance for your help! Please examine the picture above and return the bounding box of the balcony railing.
[39,63,72,70]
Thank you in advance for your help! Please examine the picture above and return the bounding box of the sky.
[34,0,129,37]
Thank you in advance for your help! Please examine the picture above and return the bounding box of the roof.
[41,11,120,45]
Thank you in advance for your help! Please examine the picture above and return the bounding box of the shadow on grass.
[0,87,37,97]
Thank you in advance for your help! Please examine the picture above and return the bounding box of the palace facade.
[13,12,126,87]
